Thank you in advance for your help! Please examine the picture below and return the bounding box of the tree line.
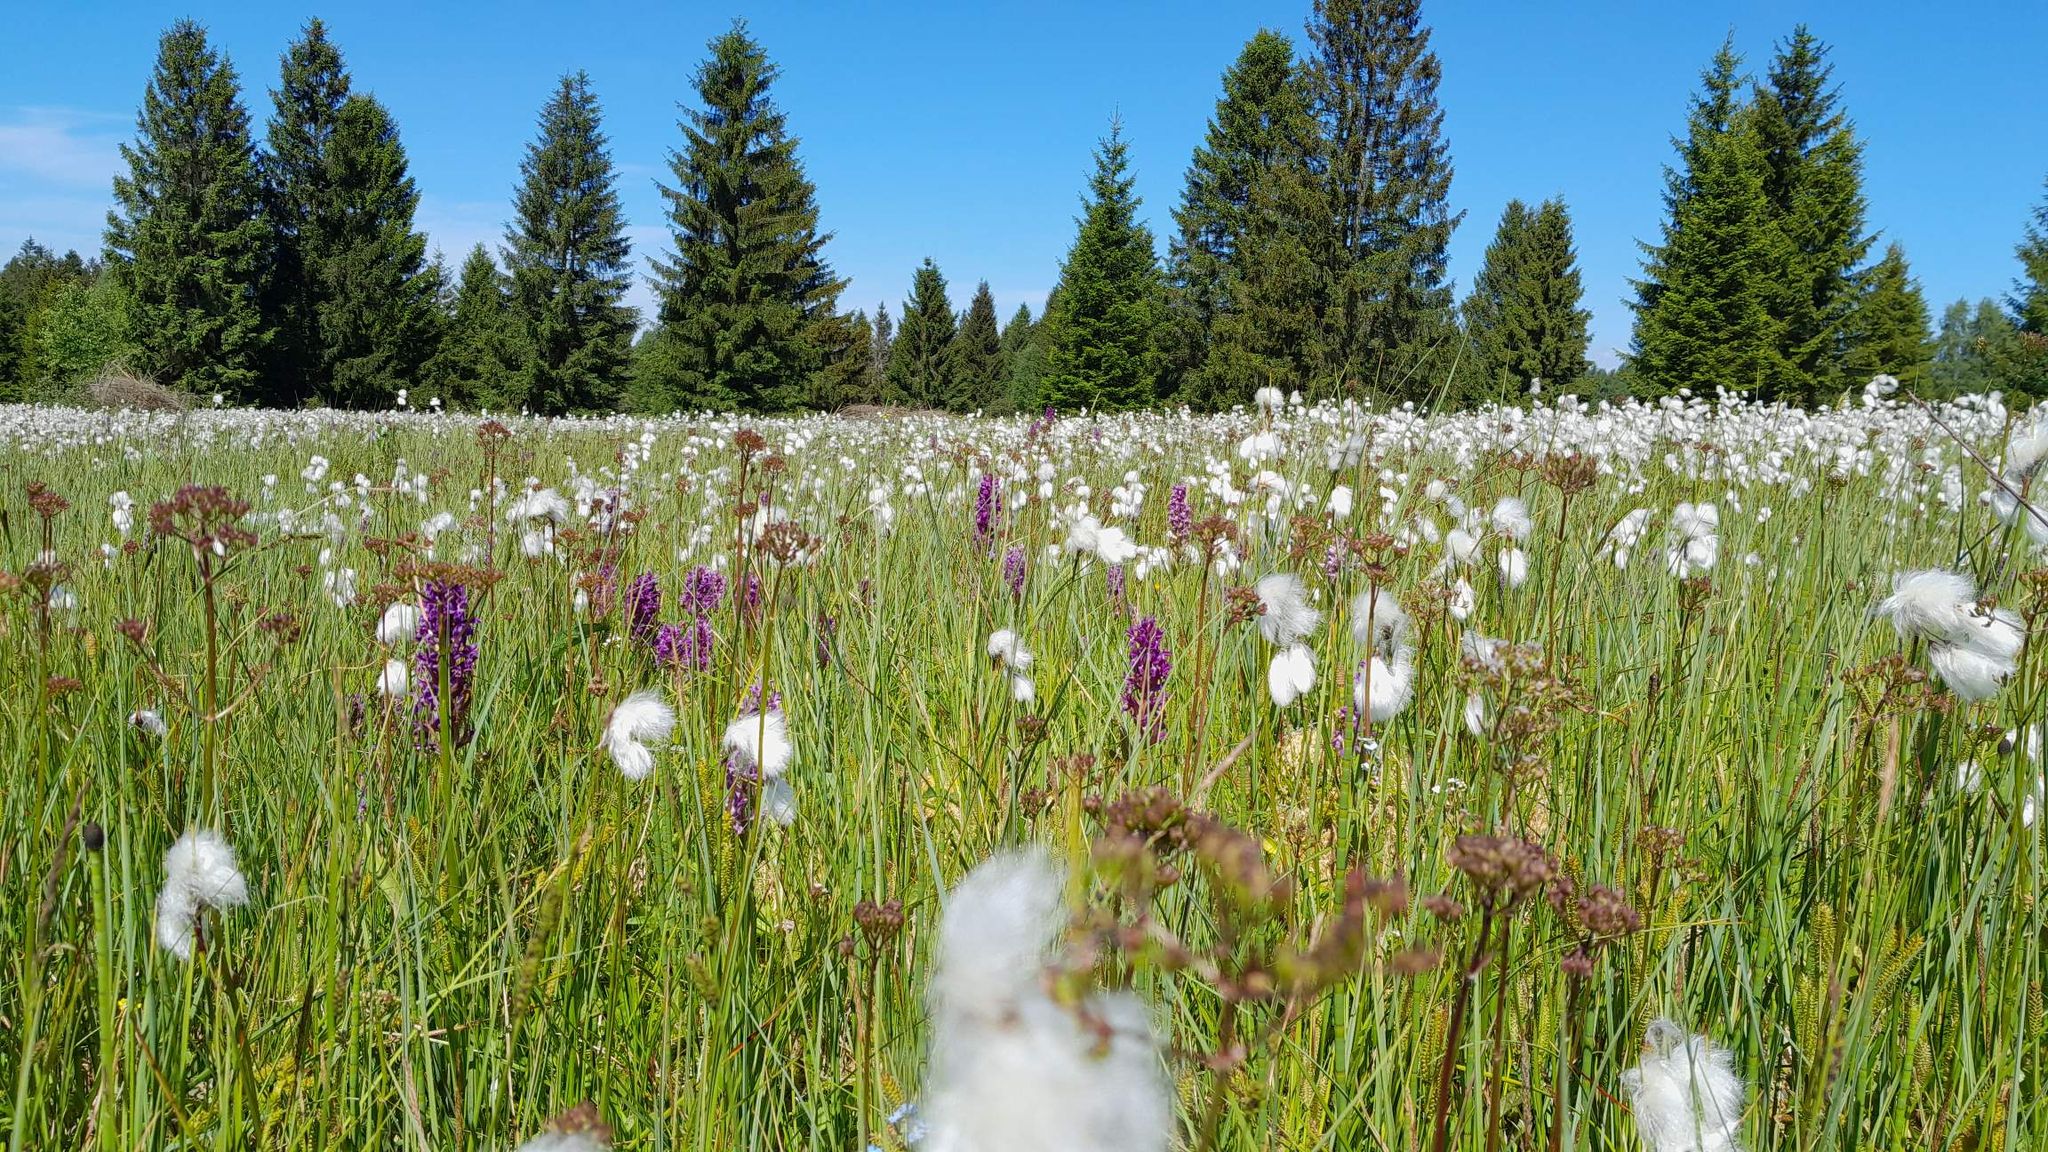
[1,2,2044,413]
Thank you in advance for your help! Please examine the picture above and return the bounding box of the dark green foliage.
[258,19,350,406]
[646,21,844,412]
[428,244,508,409]
[1631,41,1796,398]
[1170,30,1327,408]
[864,304,893,404]
[805,308,871,410]
[2015,178,2048,335]
[0,240,97,399]
[105,20,270,400]
[1842,242,1931,387]
[1040,124,1167,412]
[999,303,1042,413]
[306,95,441,408]
[949,281,1004,411]
[1752,26,1871,402]
[1461,198,1590,402]
[885,258,955,407]
[1307,0,1462,397]
[502,71,636,415]
[1930,298,2015,397]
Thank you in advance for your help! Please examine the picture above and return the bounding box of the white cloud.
[0,107,127,189]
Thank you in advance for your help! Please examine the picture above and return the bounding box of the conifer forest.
[1,3,2046,1150]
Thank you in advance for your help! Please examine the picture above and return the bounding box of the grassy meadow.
[0,392,2042,1151]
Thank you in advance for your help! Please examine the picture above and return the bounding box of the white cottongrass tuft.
[1254,573,1322,646]
[1497,546,1529,589]
[603,690,676,781]
[1448,576,1476,622]
[1620,1018,1746,1152]
[723,709,794,779]
[376,601,420,646]
[1490,495,1533,542]
[922,849,1172,1152]
[1665,502,1720,577]
[1875,569,2026,700]
[155,829,251,961]
[1253,385,1285,415]
[1350,587,1410,651]
[515,1134,608,1152]
[505,486,571,524]
[1267,644,1317,708]
[987,630,1037,705]
[377,658,410,698]
[130,708,168,737]
[1603,508,1653,569]
[1357,647,1416,723]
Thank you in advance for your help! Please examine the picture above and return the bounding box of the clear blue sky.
[3,2,2044,368]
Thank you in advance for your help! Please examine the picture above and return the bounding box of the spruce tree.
[2015,178,2048,335]
[865,303,893,402]
[1462,198,1591,400]
[885,258,955,407]
[1631,42,1795,398]
[648,21,844,411]
[106,20,270,399]
[1040,123,1167,412]
[1752,26,1871,402]
[949,281,1003,411]
[1306,0,1462,396]
[502,71,636,415]
[429,243,507,408]
[805,308,871,410]
[999,303,1040,413]
[1840,242,1931,387]
[1170,30,1325,408]
[259,18,350,406]
[1930,297,2017,397]
[311,95,441,408]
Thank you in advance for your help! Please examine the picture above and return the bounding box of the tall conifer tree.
[949,281,1004,411]
[647,21,843,411]
[885,258,955,407]
[1462,198,1590,399]
[106,20,269,399]
[428,243,506,408]
[502,71,635,415]
[1040,123,1166,412]
[1306,0,1461,395]
[259,19,349,406]
[1842,241,1931,386]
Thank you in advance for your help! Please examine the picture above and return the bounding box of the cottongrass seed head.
[1254,572,1321,646]
[722,708,794,779]
[156,829,250,961]
[604,689,676,781]
[924,848,1172,1152]
[1267,644,1317,708]
[1621,1017,1745,1152]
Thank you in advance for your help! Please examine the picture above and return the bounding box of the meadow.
[0,386,2042,1151]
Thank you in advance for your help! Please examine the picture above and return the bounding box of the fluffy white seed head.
[1357,647,1416,723]
[1620,1018,1746,1152]
[1255,573,1322,646]
[1490,496,1533,542]
[986,629,1033,671]
[1267,644,1317,708]
[378,658,410,698]
[376,601,420,646]
[156,829,251,961]
[1350,587,1410,651]
[604,690,675,781]
[723,709,794,779]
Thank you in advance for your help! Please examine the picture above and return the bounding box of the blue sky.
[3,2,2044,368]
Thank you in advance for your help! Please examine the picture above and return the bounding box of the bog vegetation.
[0,385,2044,1150]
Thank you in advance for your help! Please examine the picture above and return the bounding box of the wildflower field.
[0,389,2043,1152]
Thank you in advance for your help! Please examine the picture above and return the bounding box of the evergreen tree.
[999,303,1041,413]
[864,303,893,402]
[106,20,270,399]
[647,21,844,411]
[885,258,955,407]
[309,94,441,407]
[805,308,871,410]
[1040,123,1167,412]
[259,18,350,406]
[1170,30,1325,408]
[1841,241,1931,387]
[949,280,1004,411]
[2015,177,2048,335]
[1462,198,1590,401]
[429,243,508,408]
[31,271,136,395]
[1631,41,1795,398]
[0,240,92,397]
[1930,297,2018,397]
[502,71,636,415]
[1306,0,1462,396]
[1752,26,1871,402]
[1199,163,1330,407]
